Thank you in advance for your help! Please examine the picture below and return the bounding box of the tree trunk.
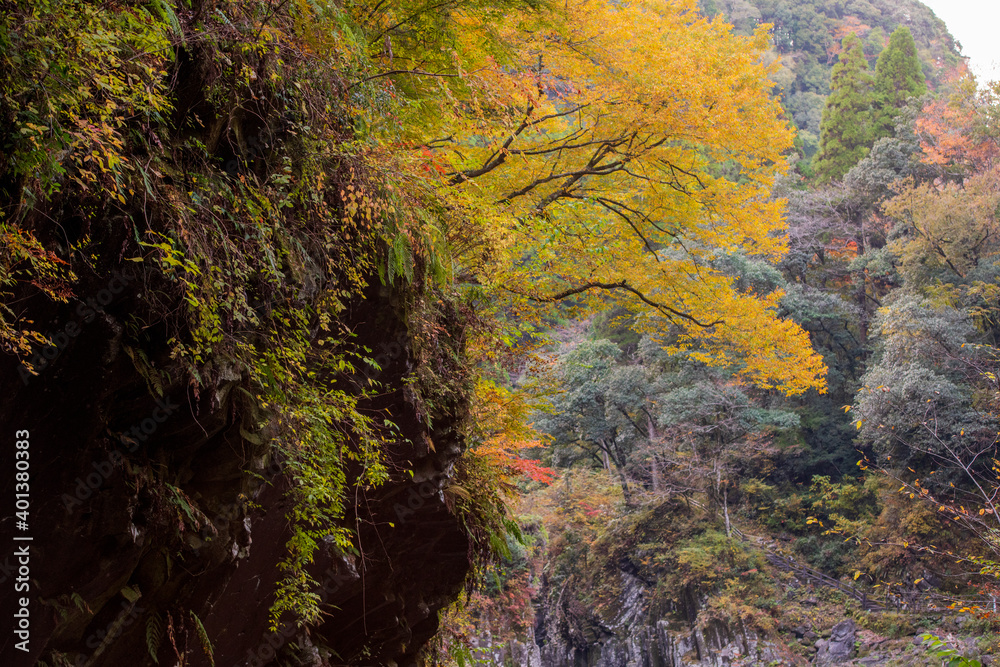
[723,488,731,539]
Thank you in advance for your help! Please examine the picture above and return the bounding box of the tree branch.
[447,104,592,184]
[346,68,460,91]
[525,280,722,327]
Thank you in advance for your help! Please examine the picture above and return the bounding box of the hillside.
[427,1,1000,665]
[701,0,963,160]
[2,0,999,666]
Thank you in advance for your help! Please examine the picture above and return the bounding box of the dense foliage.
[429,1,1000,664]
[814,33,875,181]
[696,0,959,175]
[871,26,927,141]
[0,0,830,655]
[6,0,1000,664]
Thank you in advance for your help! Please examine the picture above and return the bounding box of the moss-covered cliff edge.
[0,1,487,664]
[0,278,474,666]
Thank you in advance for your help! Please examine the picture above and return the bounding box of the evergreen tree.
[870,26,927,141]
[813,33,873,182]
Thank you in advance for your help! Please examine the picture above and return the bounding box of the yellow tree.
[398,0,826,395]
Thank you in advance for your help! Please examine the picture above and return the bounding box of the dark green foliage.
[713,250,785,295]
[814,33,874,182]
[700,0,961,179]
[921,633,984,667]
[146,614,163,664]
[844,102,925,206]
[778,183,871,401]
[533,339,637,498]
[534,331,803,512]
[792,533,856,572]
[871,27,927,141]
[786,400,859,480]
[853,295,995,476]
[786,90,826,157]
[591,306,641,356]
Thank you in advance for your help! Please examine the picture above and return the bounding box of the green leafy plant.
[146,613,163,664]
[189,610,214,667]
[921,633,982,667]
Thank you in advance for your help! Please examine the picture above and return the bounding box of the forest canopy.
[394,0,828,394]
[0,0,828,395]
[0,0,829,643]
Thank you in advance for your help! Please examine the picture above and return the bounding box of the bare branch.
[346,68,460,91]
[522,280,722,327]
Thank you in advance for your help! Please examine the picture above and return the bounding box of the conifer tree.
[813,33,874,182]
[871,26,927,141]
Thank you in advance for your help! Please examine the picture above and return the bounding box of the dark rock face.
[814,619,857,665]
[0,276,471,666]
[532,614,786,667]
[510,572,795,667]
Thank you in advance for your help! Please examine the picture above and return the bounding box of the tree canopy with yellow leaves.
[370,0,826,395]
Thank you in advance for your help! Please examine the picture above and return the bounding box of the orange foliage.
[833,16,872,41]
[0,225,76,361]
[521,470,623,545]
[825,237,860,261]
[827,16,873,59]
[478,435,556,484]
[468,377,555,485]
[916,65,1000,175]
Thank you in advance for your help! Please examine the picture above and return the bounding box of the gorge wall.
[0,2,481,664]
[0,271,475,666]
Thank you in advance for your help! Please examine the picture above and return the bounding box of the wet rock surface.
[0,279,473,667]
[815,619,857,665]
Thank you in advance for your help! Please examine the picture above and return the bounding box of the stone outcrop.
[815,620,857,665]
[0,276,473,667]
[523,571,799,667]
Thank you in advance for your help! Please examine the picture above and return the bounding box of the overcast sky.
[919,0,1000,83]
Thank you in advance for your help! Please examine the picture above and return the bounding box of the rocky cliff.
[525,561,799,667]
[457,495,996,667]
[0,270,475,666]
[0,1,483,665]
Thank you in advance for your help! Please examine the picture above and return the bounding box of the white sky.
[919,0,1000,83]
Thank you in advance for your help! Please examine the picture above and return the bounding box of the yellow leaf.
[440,0,825,397]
